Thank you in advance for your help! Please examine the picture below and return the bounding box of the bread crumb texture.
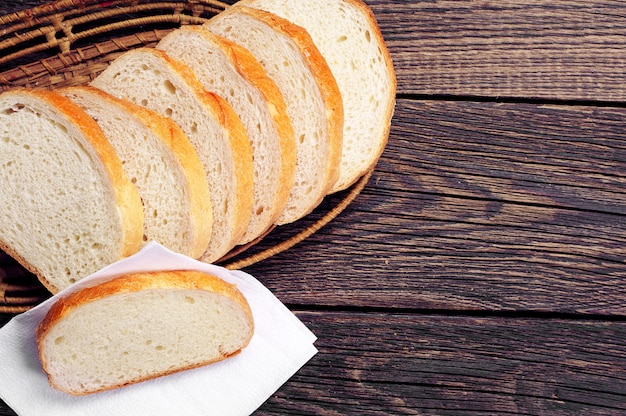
[37,270,254,395]
[0,89,144,292]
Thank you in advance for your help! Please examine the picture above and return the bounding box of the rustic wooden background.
[1,0,626,414]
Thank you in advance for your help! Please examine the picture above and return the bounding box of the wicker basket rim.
[0,0,373,313]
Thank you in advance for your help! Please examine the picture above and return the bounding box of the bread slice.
[158,26,296,244]
[37,270,254,395]
[0,88,144,293]
[60,86,213,259]
[239,0,396,192]
[91,48,254,262]
[205,6,343,224]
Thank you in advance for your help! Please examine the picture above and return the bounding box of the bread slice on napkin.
[205,6,343,224]
[0,88,144,293]
[36,270,254,395]
[158,25,296,244]
[239,0,396,192]
[91,48,254,262]
[60,86,213,259]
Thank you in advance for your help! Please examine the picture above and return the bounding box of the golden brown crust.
[237,6,344,205]
[145,48,254,256]
[60,85,214,259]
[37,270,254,395]
[0,240,52,292]
[37,270,254,341]
[1,88,144,293]
[329,0,397,193]
[210,92,256,244]
[223,34,297,228]
[183,26,297,232]
[159,117,215,258]
[30,89,145,260]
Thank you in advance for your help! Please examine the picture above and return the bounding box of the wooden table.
[2,0,626,414]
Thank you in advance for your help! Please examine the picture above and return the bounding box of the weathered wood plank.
[369,0,626,101]
[239,99,626,314]
[0,100,623,312]
[2,311,624,415]
[6,1,626,102]
[386,100,626,214]
[256,311,626,415]
[0,2,623,416]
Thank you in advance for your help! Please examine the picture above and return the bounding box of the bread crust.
[330,0,396,192]
[171,26,297,242]
[0,241,50,291]
[0,88,144,293]
[238,6,344,212]
[31,89,145,259]
[215,30,297,227]
[92,48,254,261]
[239,0,396,193]
[37,270,254,395]
[60,85,214,259]
[208,92,256,248]
[143,48,254,257]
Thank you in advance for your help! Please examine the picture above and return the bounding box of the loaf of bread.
[1,1,395,293]
[0,1,399,398]
[205,6,344,224]
[157,26,296,244]
[36,270,254,395]
[238,0,396,193]
[0,88,144,293]
[60,86,213,259]
[91,48,254,262]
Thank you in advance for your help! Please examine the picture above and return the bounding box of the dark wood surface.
[2,0,626,414]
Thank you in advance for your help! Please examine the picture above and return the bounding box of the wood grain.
[260,311,626,415]
[370,0,626,101]
[242,99,626,315]
[1,1,626,415]
[7,0,626,102]
[3,311,625,416]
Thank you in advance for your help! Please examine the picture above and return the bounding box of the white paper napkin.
[0,242,317,416]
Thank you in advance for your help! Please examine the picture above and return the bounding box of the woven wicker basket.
[0,0,372,312]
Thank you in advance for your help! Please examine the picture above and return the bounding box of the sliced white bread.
[59,86,213,259]
[0,88,144,293]
[158,26,296,244]
[239,0,396,192]
[205,6,344,224]
[37,270,254,395]
[91,48,254,263]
